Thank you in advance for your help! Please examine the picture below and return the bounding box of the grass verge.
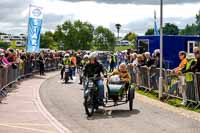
[114,45,135,52]
[136,88,200,113]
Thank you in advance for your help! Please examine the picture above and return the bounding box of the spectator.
[2,52,11,66]
[109,53,116,72]
[128,53,137,83]
[131,53,138,67]
[152,51,160,68]
[0,53,8,68]
[71,53,77,77]
[137,54,145,67]
[190,47,200,72]
[185,47,200,101]
[39,52,45,76]
[144,52,154,67]
[171,51,188,105]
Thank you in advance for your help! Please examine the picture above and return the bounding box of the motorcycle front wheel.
[84,90,95,117]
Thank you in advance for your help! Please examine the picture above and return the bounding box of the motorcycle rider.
[79,55,89,84]
[61,53,73,80]
[84,52,105,105]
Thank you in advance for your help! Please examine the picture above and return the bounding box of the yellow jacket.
[111,69,131,83]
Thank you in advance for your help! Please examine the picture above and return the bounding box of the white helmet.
[89,52,98,59]
[83,55,89,59]
[65,53,70,57]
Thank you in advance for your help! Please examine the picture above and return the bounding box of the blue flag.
[27,5,43,53]
[154,11,159,36]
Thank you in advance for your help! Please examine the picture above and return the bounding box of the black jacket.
[191,58,200,73]
[145,58,154,67]
[84,61,104,78]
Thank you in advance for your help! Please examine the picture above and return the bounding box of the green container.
[108,84,124,96]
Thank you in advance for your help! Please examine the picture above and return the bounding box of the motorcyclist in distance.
[79,55,89,84]
[61,53,73,80]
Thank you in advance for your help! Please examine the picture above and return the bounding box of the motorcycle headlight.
[88,82,94,88]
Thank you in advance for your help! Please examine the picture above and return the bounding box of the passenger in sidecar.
[107,63,131,100]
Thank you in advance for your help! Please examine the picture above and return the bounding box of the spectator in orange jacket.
[71,53,77,76]
[173,51,187,75]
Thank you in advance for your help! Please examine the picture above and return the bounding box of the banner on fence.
[27,5,43,53]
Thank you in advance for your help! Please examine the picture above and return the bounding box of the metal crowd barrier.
[195,72,200,109]
[0,58,61,96]
[132,66,200,108]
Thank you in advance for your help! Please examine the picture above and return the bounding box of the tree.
[0,41,9,49]
[163,23,179,35]
[54,20,94,50]
[196,11,200,26]
[94,26,116,51]
[73,20,94,50]
[180,24,197,35]
[40,31,58,50]
[180,11,200,35]
[124,32,137,43]
[0,32,6,35]
[196,10,200,35]
[41,20,116,51]
[145,28,154,35]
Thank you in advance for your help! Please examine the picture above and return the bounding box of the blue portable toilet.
[136,35,200,69]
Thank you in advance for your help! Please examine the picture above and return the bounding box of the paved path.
[40,75,200,133]
[0,72,61,133]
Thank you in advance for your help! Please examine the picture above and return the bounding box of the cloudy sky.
[0,0,200,36]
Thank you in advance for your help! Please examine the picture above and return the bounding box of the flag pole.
[159,0,163,99]
[26,0,32,52]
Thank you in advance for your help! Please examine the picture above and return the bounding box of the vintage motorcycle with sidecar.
[83,74,135,117]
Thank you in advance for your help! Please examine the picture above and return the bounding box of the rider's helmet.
[65,53,70,57]
[83,55,89,59]
[89,52,98,59]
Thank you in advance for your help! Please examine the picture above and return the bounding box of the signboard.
[27,5,43,52]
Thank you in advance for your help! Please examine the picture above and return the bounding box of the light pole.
[159,0,163,99]
[115,24,121,44]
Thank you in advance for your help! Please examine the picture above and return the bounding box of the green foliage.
[114,45,135,52]
[0,41,9,49]
[196,11,200,25]
[9,41,17,49]
[196,11,200,35]
[180,11,200,35]
[163,23,179,35]
[40,31,58,50]
[180,24,198,35]
[145,28,154,35]
[94,26,116,51]
[124,32,137,43]
[54,20,94,50]
[0,32,6,35]
[145,23,179,35]
[41,20,117,51]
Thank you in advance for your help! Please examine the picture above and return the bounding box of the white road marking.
[34,75,72,133]
[0,123,55,133]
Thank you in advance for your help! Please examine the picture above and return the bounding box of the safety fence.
[130,66,200,108]
[0,57,61,97]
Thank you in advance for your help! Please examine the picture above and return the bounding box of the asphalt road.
[40,75,200,133]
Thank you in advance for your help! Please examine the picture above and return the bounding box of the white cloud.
[60,0,200,5]
[34,1,200,34]
[0,0,199,35]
